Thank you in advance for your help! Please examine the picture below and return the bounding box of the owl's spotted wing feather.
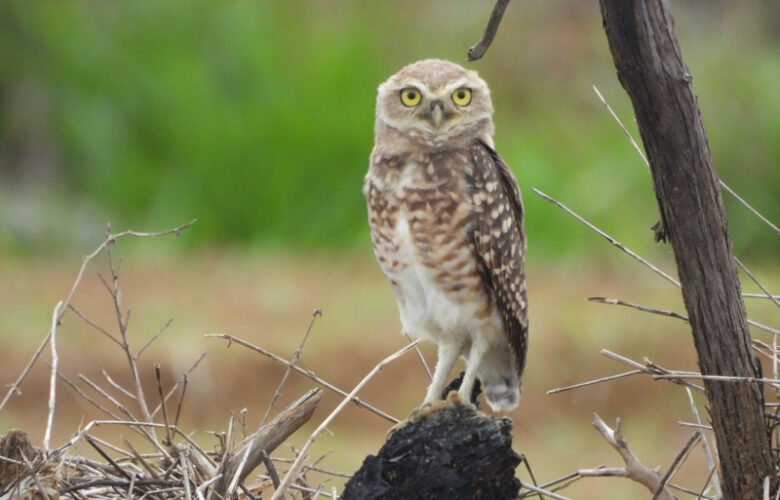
[468,140,528,378]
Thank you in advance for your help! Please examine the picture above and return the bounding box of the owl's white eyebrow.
[445,80,471,91]
[399,79,427,91]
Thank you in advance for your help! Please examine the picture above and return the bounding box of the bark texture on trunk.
[598,1,774,497]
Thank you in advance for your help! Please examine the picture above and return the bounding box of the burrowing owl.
[364,59,528,412]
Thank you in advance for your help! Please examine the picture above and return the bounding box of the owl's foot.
[387,391,471,437]
[441,371,482,408]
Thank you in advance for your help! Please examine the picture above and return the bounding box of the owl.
[364,59,528,412]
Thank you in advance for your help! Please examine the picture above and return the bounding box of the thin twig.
[520,483,570,500]
[270,341,420,500]
[588,297,688,321]
[68,304,123,348]
[150,352,208,419]
[85,435,131,480]
[0,219,196,414]
[592,295,778,338]
[154,363,173,445]
[533,188,680,286]
[206,333,399,424]
[547,369,643,395]
[684,387,721,497]
[593,85,779,235]
[735,257,780,311]
[262,309,322,426]
[137,319,174,359]
[405,332,432,381]
[600,350,704,393]
[20,452,51,500]
[105,248,154,425]
[467,0,511,61]
[227,442,252,496]
[262,450,281,489]
[101,369,137,401]
[43,300,64,450]
[271,456,352,479]
[173,374,188,429]
[180,453,193,500]
[745,293,780,301]
[652,431,701,499]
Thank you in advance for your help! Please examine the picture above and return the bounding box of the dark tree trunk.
[598,1,774,497]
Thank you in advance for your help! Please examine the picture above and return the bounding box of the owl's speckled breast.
[365,152,502,344]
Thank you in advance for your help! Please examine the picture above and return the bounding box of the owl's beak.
[425,100,445,128]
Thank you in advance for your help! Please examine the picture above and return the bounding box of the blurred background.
[0,1,777,498]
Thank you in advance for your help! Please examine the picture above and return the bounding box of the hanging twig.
[467,0,511,61]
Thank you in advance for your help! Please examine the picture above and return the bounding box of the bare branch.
[206,333,399,423]
[137,318,174,359]
[467,0,511,61]
[588,296,688,322]
[150,351,208,419]
[520,483,570,500]
[154,363,172,445]
[652,431,701,499]
[216,388,321,497]
[271,341,420,500]
[262,309,322,426]
[0,219,195,414]
[735,257,780,311]
[533,188,680,286]
[43,300,64,449]
[600,350,704,392]
[101,369,137,401]
[684,387,721,497]
[547,369,643,395]
[590,414,674,500]
[593,85,779,236]
[68,304,123,347]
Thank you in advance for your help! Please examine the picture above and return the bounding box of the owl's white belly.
[389,209,499,345]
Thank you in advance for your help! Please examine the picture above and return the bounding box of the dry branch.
[206,333,400,424]
[592,84,780,237]
[215,388,321,497]
[272,341,420,500]
[0,219,195,415]
[580,414,674,500]
[467,0,511,61]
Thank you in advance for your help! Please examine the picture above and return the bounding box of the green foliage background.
[0,1,777,259]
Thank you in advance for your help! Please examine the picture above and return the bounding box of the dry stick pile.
[0,220,446,499]
[0,223,357,499]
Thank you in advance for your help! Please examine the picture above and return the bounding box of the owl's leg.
[423,342,462,405]
[458,336,489,404]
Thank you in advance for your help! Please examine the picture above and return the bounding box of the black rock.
[342,399,521,500]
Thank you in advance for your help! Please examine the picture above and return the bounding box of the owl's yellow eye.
[452,87,472,106]
[400,88,421,107]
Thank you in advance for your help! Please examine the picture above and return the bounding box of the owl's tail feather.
[484,381,521,412]
[478,345,521,412]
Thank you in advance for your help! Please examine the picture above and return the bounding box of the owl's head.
[375,59,494,150]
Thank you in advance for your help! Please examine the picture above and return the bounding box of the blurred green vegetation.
[0,1,777,259]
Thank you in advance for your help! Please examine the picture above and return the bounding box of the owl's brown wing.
[467,139,529,378]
